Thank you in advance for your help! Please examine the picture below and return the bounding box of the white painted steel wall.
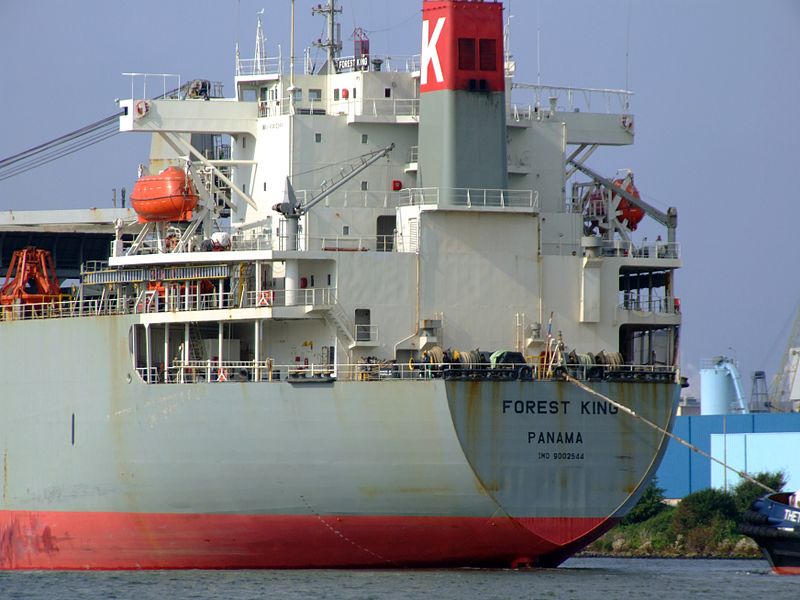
[711,432,800,492]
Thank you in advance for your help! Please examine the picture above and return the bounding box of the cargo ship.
[0,0,682,569]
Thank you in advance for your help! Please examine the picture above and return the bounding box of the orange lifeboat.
[610,177,645,231]
[130,166,198,224]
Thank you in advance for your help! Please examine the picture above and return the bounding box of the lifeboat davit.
[130,166,198,224]
[610,177,645,231]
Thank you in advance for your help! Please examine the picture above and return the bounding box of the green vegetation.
[584,472,787,558]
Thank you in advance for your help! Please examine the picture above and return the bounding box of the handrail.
[511,83,633,114]
[0,287,338,323]
[258,95,420,119]
[132,359,679,385]
[400,187,538,210]
[594,240,681,259]
[618,296,680,315]
[240,52,421,78]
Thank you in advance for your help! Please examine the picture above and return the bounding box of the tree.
[622,479,668,525]
[732,471,786,513]
[672,488,738,536]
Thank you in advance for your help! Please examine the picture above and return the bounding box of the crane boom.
[769,301,800,411]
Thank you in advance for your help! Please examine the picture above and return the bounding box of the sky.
[1,0,799,403]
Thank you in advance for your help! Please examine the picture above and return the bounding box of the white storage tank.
[700,356,748,415]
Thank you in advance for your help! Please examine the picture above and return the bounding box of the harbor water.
[0,558,796,599]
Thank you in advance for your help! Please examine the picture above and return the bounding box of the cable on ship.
[564,374,777,494]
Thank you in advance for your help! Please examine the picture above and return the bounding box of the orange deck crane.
[0,247,64,306]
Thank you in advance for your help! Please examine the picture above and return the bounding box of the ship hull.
[0,511,616,570]
[738,494,800,575]
[0,316,678,569]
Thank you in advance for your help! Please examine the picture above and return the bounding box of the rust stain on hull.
[0,513,66,569]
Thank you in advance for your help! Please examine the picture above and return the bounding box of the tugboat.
[738,492,800,575]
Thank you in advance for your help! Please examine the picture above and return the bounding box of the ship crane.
[273,143,394,251]
[0,80,207,182]
[768,300,800,412]
[0,247,63,306]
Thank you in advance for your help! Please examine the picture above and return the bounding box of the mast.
[290,0,295,87]
[312,0,342,71]
[254,9,266,74]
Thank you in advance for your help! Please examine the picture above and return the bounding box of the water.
[0,558,795,600]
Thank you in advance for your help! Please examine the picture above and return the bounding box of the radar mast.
[312,1,343,72]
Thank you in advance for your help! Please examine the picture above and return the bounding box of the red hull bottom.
[0,510,614,570]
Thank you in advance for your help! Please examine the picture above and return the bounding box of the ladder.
[323,302,356,348]
[189,323,207,362]
[232,262,250,308]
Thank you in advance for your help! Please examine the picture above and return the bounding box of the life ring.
[257,290,273,306]
[408,357,415,371]
[217,368,228,382]
[134,100,149,118]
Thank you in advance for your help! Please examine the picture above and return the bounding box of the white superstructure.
[108,7,680,378]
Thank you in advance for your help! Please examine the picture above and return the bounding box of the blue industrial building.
[655,413,800,498]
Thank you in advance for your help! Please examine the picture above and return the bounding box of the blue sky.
[1,0,799,401]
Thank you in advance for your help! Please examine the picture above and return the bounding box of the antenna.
[235,0,241,73]
[625,2,631,95]
[503,7,513,64]
[312,1,343,72]
[254,9,266,74]
[290,0,295,85]
[536,2,541,86]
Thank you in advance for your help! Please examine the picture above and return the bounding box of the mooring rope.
[565,374,777,495]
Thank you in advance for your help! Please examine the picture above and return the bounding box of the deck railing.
[618,296,680,315]
[238,52,420,78]
[510,83,634,115]
[133,360,679,385]
[400,188,538,210]
[0,287,337,322]
[258,95,420,119]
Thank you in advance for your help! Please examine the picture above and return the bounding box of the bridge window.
[458,38,476,70]
[479,39,497,71]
